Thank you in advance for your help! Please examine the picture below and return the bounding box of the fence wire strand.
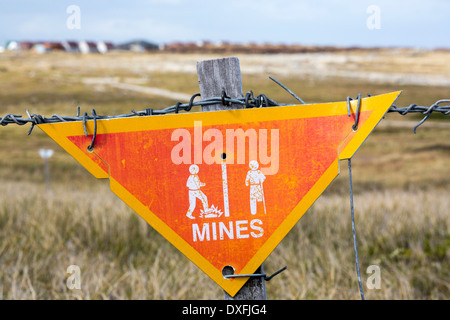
[1,90,449,135]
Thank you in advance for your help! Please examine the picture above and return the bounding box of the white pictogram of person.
[245,160,267,215]
[186,164,209,219]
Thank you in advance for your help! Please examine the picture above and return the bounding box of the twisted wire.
[1,92,448,135]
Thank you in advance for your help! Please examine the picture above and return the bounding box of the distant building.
[5,41,19,51]
[33,43,49,54]
[3,40,66,53]
[96,41,115,54]
[61,41,79,52]
[78,40,99,54]
[19,41,36,50]
[116,40,158,52]
[43,42,64,51]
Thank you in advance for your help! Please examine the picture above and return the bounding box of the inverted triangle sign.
[38,91,401,296]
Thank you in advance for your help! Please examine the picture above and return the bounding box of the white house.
[5,41,19,51]
[61,40,79,52]
[78,40,98,54]
[96,41,115,54]
[116,40,159,52]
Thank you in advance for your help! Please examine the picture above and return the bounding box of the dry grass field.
[0,49,449,299]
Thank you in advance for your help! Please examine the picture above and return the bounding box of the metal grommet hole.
[222,265,235,279]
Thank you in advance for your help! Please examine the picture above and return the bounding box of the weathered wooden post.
[197,57,267,300]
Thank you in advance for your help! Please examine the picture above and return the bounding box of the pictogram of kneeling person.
[186,164,209,219]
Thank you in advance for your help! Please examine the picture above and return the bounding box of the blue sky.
[0,0,449,48]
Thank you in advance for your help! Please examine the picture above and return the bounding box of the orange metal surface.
[38,91,401,296]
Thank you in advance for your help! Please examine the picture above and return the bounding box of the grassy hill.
[0,50,448,299]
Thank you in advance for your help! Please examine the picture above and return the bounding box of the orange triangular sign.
[38,91,401,296]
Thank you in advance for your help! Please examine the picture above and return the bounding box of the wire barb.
[86,109,97,152]
[353,93,362,131]
[388,99,450,133]
[269,76,306,104]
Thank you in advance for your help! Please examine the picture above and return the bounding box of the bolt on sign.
[38,91,401,296]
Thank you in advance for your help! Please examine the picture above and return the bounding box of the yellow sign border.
[38,91,401,296]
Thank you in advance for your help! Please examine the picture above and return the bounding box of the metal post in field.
[197,56,267,300]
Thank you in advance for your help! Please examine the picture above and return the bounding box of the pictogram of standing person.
[245,160,267,215]
[186,164,209,219]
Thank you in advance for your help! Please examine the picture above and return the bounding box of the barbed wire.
[0,90,280,135]
[1,88,449,136]
[388,99,450,133]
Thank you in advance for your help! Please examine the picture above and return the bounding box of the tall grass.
[0,179,447,299]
